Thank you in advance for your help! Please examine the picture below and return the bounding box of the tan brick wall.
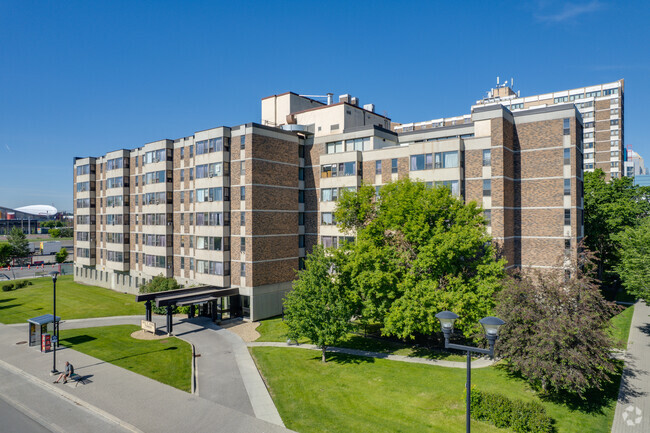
[465,149,483,179]
[520,179,564,207]
[250,185,297,211]
[397,156,409,179]
[251,235,297,262]
[250,159,297,188]
[520,149,564,178]
[250,211,298,236]
[251,259,298,287]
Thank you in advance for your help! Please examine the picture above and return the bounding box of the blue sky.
[1,0,648,211]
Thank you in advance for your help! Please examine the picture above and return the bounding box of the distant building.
[0,205,52,235]
[625,148,647,178]
[473,79,624,181]
[634,175,650,187]
[74,91,585,320]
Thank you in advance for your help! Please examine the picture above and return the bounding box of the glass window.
[375,160,382,175]
[240,135,246,149]
[564,209,571,226]
[434,151,459,169]
[299,190,305,203]
[410,154,432,171]
[564,179,571,196]
[240,212,246,226]
[484,210,491,226]
[482,150,491,167]
[240,237,246,252]
[298,212,305,225]
[299,167,304,181]
[564,148,571,165]
[240,186,245,200]
[563,118,570,135]
[391,158,398,173]
[483,179,491,197]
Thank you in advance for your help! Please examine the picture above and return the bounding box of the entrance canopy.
[135,286,239,307]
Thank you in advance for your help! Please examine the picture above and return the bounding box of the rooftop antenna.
[511,78,514,88]
[497,76,500,86]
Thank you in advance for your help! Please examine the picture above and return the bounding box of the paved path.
[612,301,650,432]
[247,342,495,368]
[1,318,289,432]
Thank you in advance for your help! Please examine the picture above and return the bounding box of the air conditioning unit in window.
[209,173,214,178]
[208,197,213,202]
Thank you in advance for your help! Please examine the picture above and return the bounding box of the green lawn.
[60,325,191,392]
[256,316,470,362]
[610,304,635,349]
[0,275,142,324]
[251,347,618,433]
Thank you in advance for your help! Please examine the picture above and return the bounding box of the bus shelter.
[27,314,60,349]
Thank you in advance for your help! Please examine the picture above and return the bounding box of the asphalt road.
[0,398,51,433]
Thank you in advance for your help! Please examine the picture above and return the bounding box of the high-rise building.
[473,79,624,181]
[74,91,584,320]
[625,148,647,178]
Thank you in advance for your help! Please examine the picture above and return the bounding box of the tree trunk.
[322,346,327,363]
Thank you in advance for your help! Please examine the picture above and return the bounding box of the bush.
[470,388,554,433]
[12,280,30,290]
[49,228,61,238]
[2,283,14,292]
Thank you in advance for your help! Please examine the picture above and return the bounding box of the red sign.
[41,334,51,352]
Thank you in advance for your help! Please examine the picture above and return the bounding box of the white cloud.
[537,1,604,22]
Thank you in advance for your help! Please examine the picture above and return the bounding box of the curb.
[0,358,144,433]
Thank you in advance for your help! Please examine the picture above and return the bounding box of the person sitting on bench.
[53,361,74,384]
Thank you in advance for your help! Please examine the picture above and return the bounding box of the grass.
[251,347,619,433]
[610,304,635,349]
[0,275,142,324]
[256,316,475,362]
[59,325,191,392]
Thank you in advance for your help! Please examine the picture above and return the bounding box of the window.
[345,137,371,152]
[611,151,619,158]
[196,187,226,202]
[321,236,338,248]
[180,213,185,225]
[564,209,571,226]
[326,141,343,154]
[189,168,194,180]
[563,118,570,135]
[584,122,594,129]
[584,163,594,170]
[299,167,304,181]
[410,154,433,171]
[321,212,336,225]
[240,212,246,226]
[483,179,491,197]
[564,179,571,196]
[298,212,304,225]
[321,188,338,202]
[484,210,491,227]
[610,119,619,126]
[299,190,305,203]
[180,169,184,182]
[434,180,460,196]
[611,161,619,168]
[611,108,619,115]
[375,160,382,175]
[391,158,398,173]
[189,190,194,203]
[482,149,491,167]
[321,162,356,177]
[299,257,306,270]
[240,262,246,277]
[189,145,194,158]
[611,130,619,136]
[240,237,246,253]
[564,148,571,165]
[180,191,185,204]
[135,156,139,167]
[181,257,185,269]
[240,135,246,149]
[180,148,184,159]
[240,186,245,200]
[299,145,305,158]
[554,96,568,103]
[434,151,459,169]
[564,239,571,254]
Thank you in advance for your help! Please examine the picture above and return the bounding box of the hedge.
[1,280,33,291]
[470,388,554,433]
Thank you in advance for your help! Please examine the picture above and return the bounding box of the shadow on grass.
[61,335,97,345]
[316,352,376,365]
[0,303,23,310]
[496,361,631,415]
[0,298,16,303]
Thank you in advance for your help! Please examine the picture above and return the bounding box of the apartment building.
[470,79,623,181]
[74,91,584,320]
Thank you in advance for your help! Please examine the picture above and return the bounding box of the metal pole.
[51,277,57,373]
[466,350,471,433]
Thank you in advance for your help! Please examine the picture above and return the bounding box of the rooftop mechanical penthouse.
[74,90,585,320]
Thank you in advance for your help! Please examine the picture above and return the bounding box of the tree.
[0,244,11,267]
[494,249,619,398]
[59,227,73,237]
[283,245,354,362]
[335,179,506,339]
[584,169,650,288]
[55,248,68,263]
[49,228,61,238]
[614,217,650,303]
[139,274,181,294]
[7,227,30,264]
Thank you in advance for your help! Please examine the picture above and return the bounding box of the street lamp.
[435,311,505,433]
[50,271,59,374]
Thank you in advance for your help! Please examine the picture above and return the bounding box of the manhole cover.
[16,341,27,345]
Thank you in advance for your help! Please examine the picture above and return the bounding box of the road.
[0,398,51,433]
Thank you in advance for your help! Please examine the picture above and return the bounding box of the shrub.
[13,280,29,290]
[470,388,554,433]
[2,283,14,292]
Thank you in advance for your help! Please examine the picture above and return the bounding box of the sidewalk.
[0,322,292,433]
[611,300,650,432]
[247,341,495,368]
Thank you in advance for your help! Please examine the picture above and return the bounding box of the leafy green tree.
[335,179,506,339]
[139,274,181,294]
[55,248,68,263]
[494,249,619,398]
[59,227,73,237]
[584,169,650,287]
[7,227,30,264]
[284,245,354,362]
[614,217,650,302]
[49,228,61,238]
[0,244,11,267]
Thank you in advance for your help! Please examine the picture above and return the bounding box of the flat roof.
[28,314,61,325]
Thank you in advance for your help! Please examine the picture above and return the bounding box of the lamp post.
[50,271,59,374]
[435,311,505,433]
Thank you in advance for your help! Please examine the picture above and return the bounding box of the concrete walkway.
[612,301,650,432]
[2,317,289,432]
[247,341,495,368]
